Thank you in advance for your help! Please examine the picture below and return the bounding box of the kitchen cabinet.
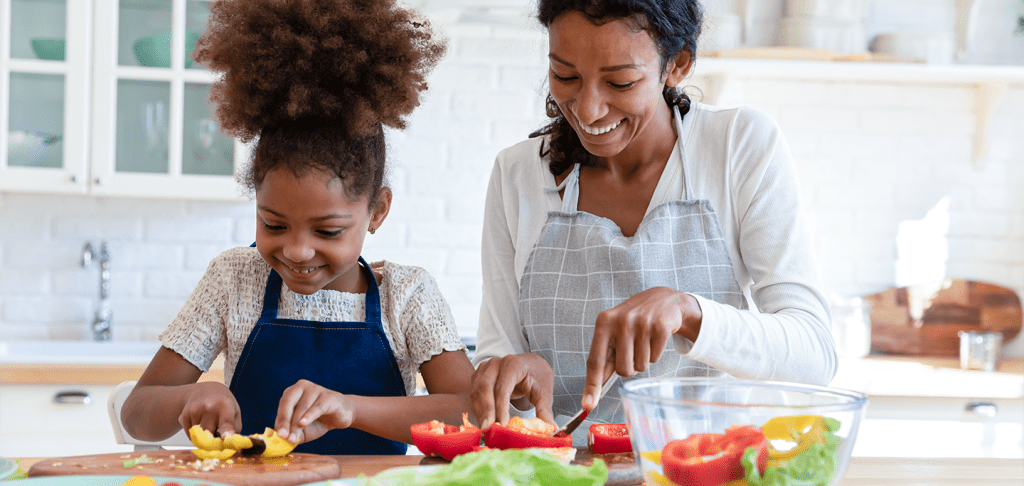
[0,0,246,200]
[831,356,1024,458]
[0,384,135,457]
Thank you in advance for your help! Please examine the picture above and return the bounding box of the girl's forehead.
[257,167,366,206]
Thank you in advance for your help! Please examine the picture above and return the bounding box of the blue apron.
[228,257,408,455]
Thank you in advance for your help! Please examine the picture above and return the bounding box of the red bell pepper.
[483,417,573,450]
[662,425,768,486]
[588,423,632,454]
[409,413,481,460]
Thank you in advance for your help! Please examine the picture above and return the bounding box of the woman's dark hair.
[193,0,446,206]
[530,0,702,176]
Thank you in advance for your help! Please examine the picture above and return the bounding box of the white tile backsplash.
[1,0,1022,358]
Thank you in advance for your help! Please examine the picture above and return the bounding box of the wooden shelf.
[692,58,1024,85]
[690,57,1022,167]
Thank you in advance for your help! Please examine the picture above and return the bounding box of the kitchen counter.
[830,355,1023,398]
[9,455,1024,485]
[0,340,225,384]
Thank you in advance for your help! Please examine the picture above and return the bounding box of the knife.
[556,373,619,436]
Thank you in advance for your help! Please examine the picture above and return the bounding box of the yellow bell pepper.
[224,434,254,451]
[259,427,298,458]
[191,448,239,461]
[761,415,833,467]
[188,424,225,451]
[188,424,297,460]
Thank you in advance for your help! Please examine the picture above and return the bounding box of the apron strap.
[261,270,285,321]
[358,256,382,325]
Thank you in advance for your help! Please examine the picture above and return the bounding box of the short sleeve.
[158,254,232,373]
[380,262,466,369]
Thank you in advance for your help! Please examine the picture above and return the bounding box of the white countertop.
[830,356,1024,399]
[0,340,161,365]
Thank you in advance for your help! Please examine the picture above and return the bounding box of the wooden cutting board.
[421,447,641,486]
[866,279,1022,356]
[28,450,340,486]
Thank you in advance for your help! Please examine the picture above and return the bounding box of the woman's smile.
[577,118,623,136]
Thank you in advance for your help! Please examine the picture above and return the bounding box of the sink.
[0,340,161,365]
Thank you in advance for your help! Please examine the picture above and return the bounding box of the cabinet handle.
[53,390,93,405]
[94,177,105,185]
[71,174,81,183]
[965,401,997,418]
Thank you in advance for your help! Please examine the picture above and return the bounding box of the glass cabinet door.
[1,0,90,193]
[91,0,242,199]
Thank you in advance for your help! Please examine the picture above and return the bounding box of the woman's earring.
[369,227,376,234]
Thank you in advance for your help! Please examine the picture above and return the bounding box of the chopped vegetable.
[588,423,632,454]
[122,454,157,468]
[357,448,608,486]
[661,425,768,486]
[742,418,843,486]
[410,413,482,460]
[187,425,296,460]
[761,415,839,467]
[484,417,573,450]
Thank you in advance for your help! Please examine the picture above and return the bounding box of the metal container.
[958,331,1003,371]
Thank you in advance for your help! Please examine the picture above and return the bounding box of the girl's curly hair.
[193,0,447,205]
[530,0,701,177]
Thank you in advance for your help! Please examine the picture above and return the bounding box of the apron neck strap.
[261,256,382,324]
[560,163,581,212]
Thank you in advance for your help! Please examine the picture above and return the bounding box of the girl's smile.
[254,167,390,295]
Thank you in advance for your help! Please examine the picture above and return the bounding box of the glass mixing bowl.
[621,378,867,486]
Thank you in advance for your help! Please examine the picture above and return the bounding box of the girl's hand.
[179,381,243,438]
[275,379,354,444]
[470,353,555,430]
[583,287,702,408]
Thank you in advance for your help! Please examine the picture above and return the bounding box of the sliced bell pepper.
[410,413,482,460]
[761,415,838,467]
[483,417,573,450]
[662,425,768,486]
[588,423,632,454]
[188,425,296,460]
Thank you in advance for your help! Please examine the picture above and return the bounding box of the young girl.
[121,0,470,455]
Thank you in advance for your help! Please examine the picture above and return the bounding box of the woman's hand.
[583,287,702,408]
[470,353,555,429]
[275,379,354,444]
[179,381,243,438]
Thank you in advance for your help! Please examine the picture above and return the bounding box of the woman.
[470,0,836,442]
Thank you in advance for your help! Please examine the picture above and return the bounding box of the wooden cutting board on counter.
[866,279,1022,356]
[28,450,340,486]
[421,448,642,486]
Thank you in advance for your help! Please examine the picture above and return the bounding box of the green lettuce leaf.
[742,431,842,486]
[356,448,608,486]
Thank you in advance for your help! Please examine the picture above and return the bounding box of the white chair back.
[108,380,192,451]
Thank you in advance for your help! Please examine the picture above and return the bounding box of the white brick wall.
[1,0,1022,358]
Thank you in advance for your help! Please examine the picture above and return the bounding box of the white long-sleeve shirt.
[474,102,837,386]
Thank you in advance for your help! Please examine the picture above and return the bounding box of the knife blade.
[556,373,619,436]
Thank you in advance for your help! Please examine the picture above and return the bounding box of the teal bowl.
[31,38,66,61]
[133,31,201,68]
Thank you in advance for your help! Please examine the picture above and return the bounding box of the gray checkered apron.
[519,155,748,445]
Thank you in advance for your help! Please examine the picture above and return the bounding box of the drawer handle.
[53,390,93,405]
[965,401,997,417]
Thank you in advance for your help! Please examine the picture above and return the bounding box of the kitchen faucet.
[81,241,112,341]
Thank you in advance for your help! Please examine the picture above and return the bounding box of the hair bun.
[193,0,447,141]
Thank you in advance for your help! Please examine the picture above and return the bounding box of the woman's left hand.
[275,379,354,444]
[582,287,702,408]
